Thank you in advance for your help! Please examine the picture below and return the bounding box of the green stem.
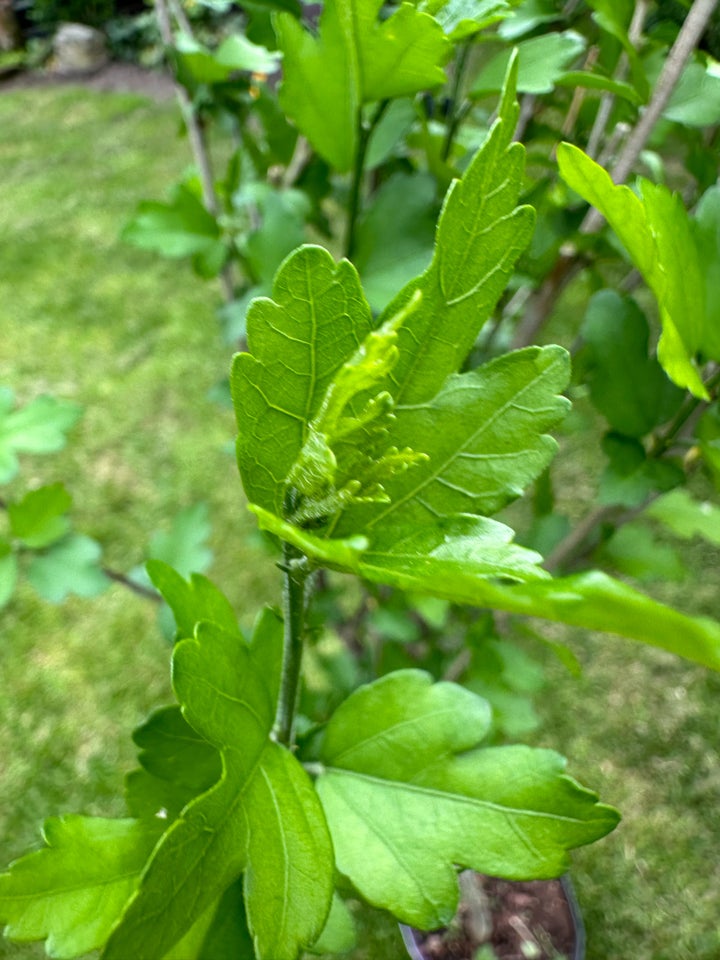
[274,539,310,746]
[442,40,472,162]
[345,100,390,260]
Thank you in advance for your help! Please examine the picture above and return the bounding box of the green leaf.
[0,539,18,609]
[554,70,641,105]
[375,58,535,405]
[354,172,437,312]
[599,523,685,583]
[231,246,375,515]
[147,503,213,578]
[237,184,310,289]
[692,185,720,360]
[146,560,240,639]
[306,894,357,955]
[104,619,333,960]
[353,1,450,103]
[133,705,222,797]
[27,533,109,602]
[599,434,683,508]
[580,291,683,438]
[420,0,511,40]
[354,559,720,672]
[8,482,72,548]
[122,184,225,266]
[249,504,369,571]
[644,488,720,546]
[195,880,255,959]
[275,0,449,171]
[214,33,281,75]
[471,31,586,95]
[316,671,619,928]
[336,345,570,535]
[274,4,360,171]
[0,389,82,483]
[557,143,711,397]
[0,816,163,959]
[361,515,549,585]
[663,58,720,127]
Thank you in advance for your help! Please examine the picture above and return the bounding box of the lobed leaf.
[27,533,109,602]
[232,246,374,515]
[471,31,586,95]
[335,345,571,534]
[0,389,82,484]
[375,55,535,405]
[105,616,333,960]
[0,817,163,959]
[275,0,449,170]
[146,559,240,640]
[316,671,619,929]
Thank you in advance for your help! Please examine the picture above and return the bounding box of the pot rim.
[399,872,586,960]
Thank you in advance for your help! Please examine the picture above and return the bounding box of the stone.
[52,22,108,75]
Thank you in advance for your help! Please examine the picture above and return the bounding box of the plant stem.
[442,40,472,161]
[154,0,236,303]
[274,540,310,746]
[512,0,718,348]
[345,100,389,260]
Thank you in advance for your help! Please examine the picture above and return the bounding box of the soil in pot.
[402,872,584,960]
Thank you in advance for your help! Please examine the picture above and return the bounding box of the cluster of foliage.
[2,1,720,958]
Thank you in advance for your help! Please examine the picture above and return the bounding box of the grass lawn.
[1,82,719,960]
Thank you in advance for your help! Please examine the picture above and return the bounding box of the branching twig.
[512,0,719,348]
[154,0,236,303]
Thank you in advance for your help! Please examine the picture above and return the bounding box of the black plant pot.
[400,873,585,960]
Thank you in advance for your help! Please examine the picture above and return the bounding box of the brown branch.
[153,0,236,303]
[512,0,719,348]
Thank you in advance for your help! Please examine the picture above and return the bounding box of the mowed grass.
[1,83,719,960]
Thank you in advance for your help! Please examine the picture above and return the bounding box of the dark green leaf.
[27,534,109,602]
[599,434,683,508]
[8,482,72,548]
[316,671,618,928]
[580,291,683,437]
[0,817,163,959]
[354,172,437,312]
[133,705,222,794]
